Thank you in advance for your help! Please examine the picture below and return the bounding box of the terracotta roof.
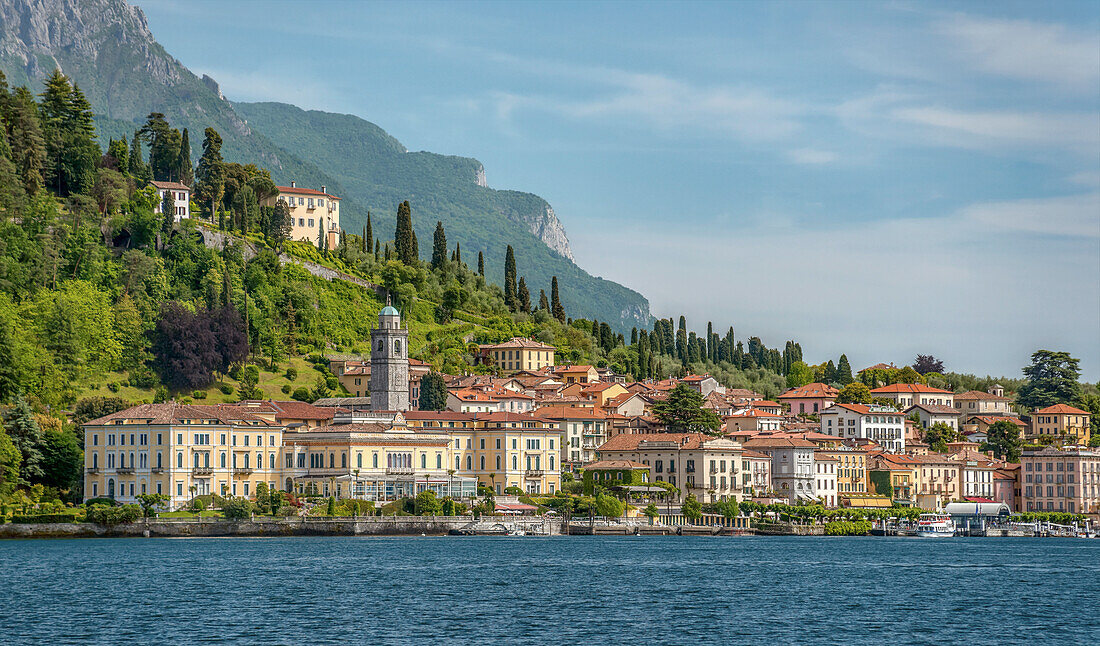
[150,180,191,191]
[749,400,781,408]
[1034,403,1090,415]
[476,412,555,424]
[449,389,498,402]
[554,365,594,372]
[742,437,817,449]
[870,384,953,395]
[954,390,1011,402]
[480,337,555,350]
[597,432,712,452]
[276,185,340,199]
[823,403,902,415]
[403,411,477,421]
[85,403,276,426]
[860,363,896,372]
[265,400,335,421]
[533,406,607,420]
[966,415,1027,427]
[906,403,961,416]
[741,450,771,459]
[778,383,838,399]
[682,374,713,382]
[581,382,621,393]
[584,460,650,470]
[726,409,781,418]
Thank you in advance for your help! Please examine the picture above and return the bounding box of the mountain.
[0,0,652,329]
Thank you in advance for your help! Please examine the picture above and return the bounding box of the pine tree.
[106,138,129,174]
[431,220,447,269]
[7,87,46,195]
[477,251,484,276]
[538,289,549,312]
[128,131,150,182]
[503,245,517,310]
[365,212,373,252]
[195,127,225,219]
[550,276,565,322]
[836,354,854,385]
[177,127,194,185]
[825,360,837,384]
[517,277,531,313]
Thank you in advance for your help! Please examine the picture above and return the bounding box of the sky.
[138,0,1100,380]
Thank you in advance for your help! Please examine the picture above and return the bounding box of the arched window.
[512,455,518,470]
[221,452,226,468]
[107,479,115,498]
[92,453,98,468]
[456,455,461,470]
[436,454,442,469]
[550,455,555,470]
[270,453,276,469]
[394,340,402,356]
[496,456,501,470]
[329,453,335,468]
[377,340,384,353]
[421,454,427,469]
[357,453,363,468]
[480,456,485,470]
[373,453,378,468]
[285,478,293,492]
[176,452,182,468]
[341,453,347,468]
[387,454,392,468]
[466,455,472,470]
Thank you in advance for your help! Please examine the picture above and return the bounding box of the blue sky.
[138,0,1100,380]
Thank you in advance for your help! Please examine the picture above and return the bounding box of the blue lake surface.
[2,535,1099,645]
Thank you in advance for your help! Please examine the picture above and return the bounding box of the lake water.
[2,536,1098,645]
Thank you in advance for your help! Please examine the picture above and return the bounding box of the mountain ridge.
[0,0,651,328]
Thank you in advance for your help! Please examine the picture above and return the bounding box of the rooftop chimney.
[321,185,326,194]
[290,181,296,188]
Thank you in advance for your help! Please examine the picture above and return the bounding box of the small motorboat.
[915,513,955,537]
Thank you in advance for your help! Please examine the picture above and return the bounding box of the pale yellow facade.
[260,183,341,249]
[480,338,556,372]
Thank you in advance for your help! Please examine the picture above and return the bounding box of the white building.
[820,403,906,453]
[814,453,838,507]
[151,181,191,221]
[742,437,816,503]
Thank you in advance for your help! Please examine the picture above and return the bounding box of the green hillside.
[0,0,651,330]
[233,101,650,329]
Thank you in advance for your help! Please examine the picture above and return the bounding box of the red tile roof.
[870,383,953,394]
[778,383,838,399]
[150,180,191,191]
[277,185,341,199]
[742,437,817,449]
[954,390,1011,402]
[84,403,275,426]
[597,432,712,452]
[1034,403,1090,415]
[584,460,650,470]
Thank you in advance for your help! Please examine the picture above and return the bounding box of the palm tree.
[447,468,456,499]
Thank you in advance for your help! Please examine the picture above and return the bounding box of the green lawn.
[158,510,223,518]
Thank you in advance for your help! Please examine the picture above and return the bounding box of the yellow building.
[479,337,556,372]
[260,182,341,249]
[1029,404,1091,446]
[83,403,285,507]
[821,446,868,496]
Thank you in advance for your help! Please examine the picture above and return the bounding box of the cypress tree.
[631,328,638,345]
[706,322,714,362]
[825,360,837,384]
[128,131,149,181]
[454,242,461,264]
[551,276,565,322]
[504,245,517,310]
[676,316,687,363]
[477,251,484,276]
[360,225,366,253]
[394,200,415,264]
[178,127,194,185]
[518,277,531,313]
[837,354,854,385]
[538,289,549,312]
[365,212,373,252]
[431,220,447,269]
[375,240,380,258]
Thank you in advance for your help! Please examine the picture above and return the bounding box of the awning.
[494,502,537,512]
[841,496,894,509]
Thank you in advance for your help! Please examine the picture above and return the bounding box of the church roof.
[380,305,399,316]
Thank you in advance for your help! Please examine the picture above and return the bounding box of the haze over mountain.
[0,0,651,329]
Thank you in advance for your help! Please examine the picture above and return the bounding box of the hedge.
[12,513,83,524]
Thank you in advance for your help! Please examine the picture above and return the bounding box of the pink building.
[993,466,1020,512]
[778,383,838,415]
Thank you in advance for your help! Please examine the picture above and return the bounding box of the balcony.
[151,467,164,474]
[525,469,545,478]
[386,467,415,476]
[116,466,134,474]
[232,467,253,475]
[85,467,99,474]
[193,467,213,475]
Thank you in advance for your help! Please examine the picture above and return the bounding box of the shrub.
[275,505,298,517]
[107,382,120,393]
[153,385,169,403]
[192,498,206,512]
[504,486,524,496]
[11,512,83,524]
[85,504,141,526]
[291,387,312,402]
[191,390,207,399]
[824,520,872,536]
[84,497,118,508]
[219,383,235,395]
[222,497,254,520]
[285,367,298,381]
[129,367,158,388]
[281,385,291,394]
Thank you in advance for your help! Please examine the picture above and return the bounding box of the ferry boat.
[915,513,955,537]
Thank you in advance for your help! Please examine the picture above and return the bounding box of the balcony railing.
[232,467,253,475]
[524,469,545,478]
[116,466,134,474]
[151,467,164,474]
[193,467,214,475]
[86,467,99,474]
[386,467,415,476]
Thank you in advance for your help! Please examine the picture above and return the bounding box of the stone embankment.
[0,516,553,539]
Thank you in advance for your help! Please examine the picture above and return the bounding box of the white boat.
[915,513,955,537]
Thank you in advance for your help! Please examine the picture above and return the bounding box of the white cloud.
[571,197,1100,379]
[789,148,838,164]
[891,106,1100,154]
[959,192,1100,238]
[938,15,1100,91]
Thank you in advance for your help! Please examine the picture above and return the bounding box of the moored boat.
[915,513,955,537]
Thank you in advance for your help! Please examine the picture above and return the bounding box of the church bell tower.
[370,300,410,411]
